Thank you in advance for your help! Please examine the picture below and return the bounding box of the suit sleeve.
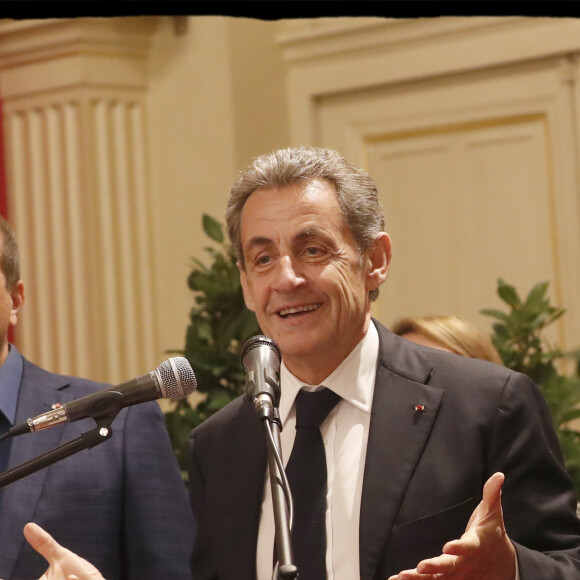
[490,371,580,578]
[122,401,196,580]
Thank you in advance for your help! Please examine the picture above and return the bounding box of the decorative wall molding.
[277,16,580,352]
[278,17,580,144]
[0,18,157,100]
[0,17,160,383]
[277,17,580,68]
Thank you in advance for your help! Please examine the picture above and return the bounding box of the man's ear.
[9,280,24,327]
[237,261,256,312]
[366,233,392,292]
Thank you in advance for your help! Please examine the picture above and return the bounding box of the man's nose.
[272,256,305,291]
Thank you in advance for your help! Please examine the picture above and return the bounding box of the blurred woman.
[392,314,502,364]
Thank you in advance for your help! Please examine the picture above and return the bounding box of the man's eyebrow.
[244,236,273,252]
[295,228,317,240]
[294,227,333,243]
[244,228,332,253]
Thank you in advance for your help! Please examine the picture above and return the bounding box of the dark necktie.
[285,388,341,580]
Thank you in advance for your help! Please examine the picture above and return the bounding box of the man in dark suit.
[0,216,195,580]
[187,146,580,580]
[23,146,580,579]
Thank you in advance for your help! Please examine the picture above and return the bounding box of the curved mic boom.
[1,357,197,439]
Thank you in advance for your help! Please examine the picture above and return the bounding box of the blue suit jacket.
[188,320,580,579]
[0,358,195,580]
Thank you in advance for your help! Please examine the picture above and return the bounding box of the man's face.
[0,237,24,365]
[238,178,389,384]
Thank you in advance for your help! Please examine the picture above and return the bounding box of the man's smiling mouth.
[278,303,322,318]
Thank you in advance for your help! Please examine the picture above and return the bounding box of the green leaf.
[205,391,236,411]
[497,280,521,308]
[202,213,225,243]
[524,281,550,309]
[559,408,580,424]
[480,309,510,322]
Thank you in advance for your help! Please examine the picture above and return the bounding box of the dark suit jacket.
[188,320,580,579]
[0,357,195,580]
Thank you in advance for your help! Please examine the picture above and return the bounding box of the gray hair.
[226,146,385,299]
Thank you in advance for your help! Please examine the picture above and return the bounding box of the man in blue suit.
[0,216,195,580]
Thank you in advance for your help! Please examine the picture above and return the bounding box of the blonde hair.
[392,315,502,364]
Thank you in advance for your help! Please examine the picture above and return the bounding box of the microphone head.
[156,357,197,400]
[241,335,281,370]
[241,335,281,409]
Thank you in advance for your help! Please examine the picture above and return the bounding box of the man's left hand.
[388,472,516,580]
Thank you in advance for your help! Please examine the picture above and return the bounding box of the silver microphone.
[241,335,281,418]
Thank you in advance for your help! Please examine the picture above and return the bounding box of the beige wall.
[0,15,579,383]
[147,16,289,365]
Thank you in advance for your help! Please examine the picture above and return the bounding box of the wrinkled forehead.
[242,179,343,230]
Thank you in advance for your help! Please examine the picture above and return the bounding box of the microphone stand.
[250,385,298,579]
[0,392,123,489]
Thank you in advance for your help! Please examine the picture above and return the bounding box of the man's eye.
[305,247,321,256]
[256,255,271,265]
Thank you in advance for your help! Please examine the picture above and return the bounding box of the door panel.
[315,60,579,348]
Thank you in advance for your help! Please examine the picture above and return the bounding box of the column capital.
[0,17,159,101]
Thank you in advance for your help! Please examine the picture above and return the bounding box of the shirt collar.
[0,344,24,426]
[279,320,379,424]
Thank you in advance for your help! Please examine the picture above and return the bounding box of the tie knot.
[295,388,341,429]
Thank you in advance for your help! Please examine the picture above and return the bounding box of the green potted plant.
[164,214,260,475]
[482,279,580,495]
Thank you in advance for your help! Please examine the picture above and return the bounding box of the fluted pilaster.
[0,17,160,382]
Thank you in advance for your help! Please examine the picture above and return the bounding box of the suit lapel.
[359,324,444,580]
[219,399,267,579]
[0,360,71,576]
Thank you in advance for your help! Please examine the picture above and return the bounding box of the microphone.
[2,357,197,439]
[241,335,281,419]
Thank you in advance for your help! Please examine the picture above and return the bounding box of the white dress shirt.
[257,322,379,580]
